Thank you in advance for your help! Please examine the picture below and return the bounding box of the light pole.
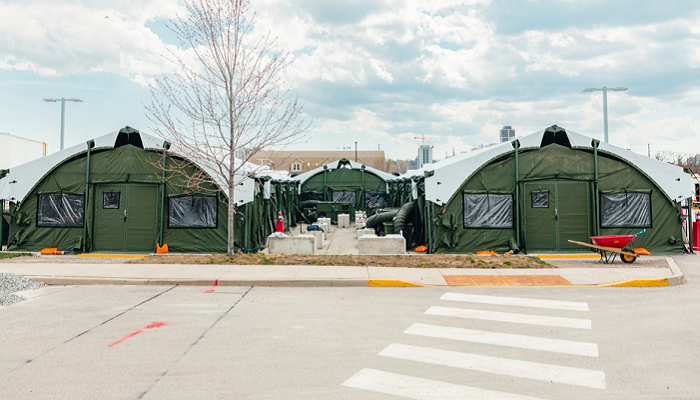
[44,98,83,150]
[583,87,627,143]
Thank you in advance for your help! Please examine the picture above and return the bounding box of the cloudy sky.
[1,0,700,162]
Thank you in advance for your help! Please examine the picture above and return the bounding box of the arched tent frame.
[406,126,694,254]
[0,127,288,253]
[293,158,394,213]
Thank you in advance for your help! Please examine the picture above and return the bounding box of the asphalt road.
[1,256,699,399]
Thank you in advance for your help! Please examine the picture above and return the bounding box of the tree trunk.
[228,185,235,255]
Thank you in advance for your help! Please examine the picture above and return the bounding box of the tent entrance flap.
[93,183,159,252]
[524,181,590,251]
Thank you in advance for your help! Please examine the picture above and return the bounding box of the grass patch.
[0,253,31,259]
[503,261,512,266]
[261,257,274,265]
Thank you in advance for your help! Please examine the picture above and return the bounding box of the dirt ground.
[131,253,551,269]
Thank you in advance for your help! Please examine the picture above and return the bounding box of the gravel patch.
[0,273,46,306]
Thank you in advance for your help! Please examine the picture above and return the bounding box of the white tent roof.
[292,159,395,193]
[407,128,693,206]
[0,128,285,206]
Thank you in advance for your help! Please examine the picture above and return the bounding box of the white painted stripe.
[405,323,598,357]
[380,343,606,389]
[342,368,547,400]
[441,293,589,311]
[426,306,592,329]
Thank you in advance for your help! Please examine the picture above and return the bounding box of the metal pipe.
[355,142,357,162]
[513,146,520,247]
[603,88,609,143]
[82,140,94,253]
[158,142,170,246]
[592,139,601,236]
[688,197,694,253]
[60,100,66,150]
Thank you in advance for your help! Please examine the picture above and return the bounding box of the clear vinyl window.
[168,195,217,228]
[37,193,84,227]
[531,191,549,208]
[103,192,120,209]
[332,190,356,205]
[600,192,651,228]
[463,193,513,229]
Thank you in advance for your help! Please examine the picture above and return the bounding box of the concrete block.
[268,235,316,255]
[338,214,350,228]
[356,228,376,238]
[318,218,331,232]
[308,229,324,249]
[358,234,406,255]
[356,221,366,229]
[315,222,329,239]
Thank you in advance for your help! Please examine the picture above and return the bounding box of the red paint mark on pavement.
[108,322,166,347]
[204,279,219,292]
[108,330,142,347]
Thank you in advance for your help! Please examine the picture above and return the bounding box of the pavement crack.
[137,286,254,399]
[3,285,177,377]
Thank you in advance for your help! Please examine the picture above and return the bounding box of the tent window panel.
[463,193,513,229]
[332,191,356,205]
[301,191,323,201]
[103,192,120,209]
[37,193,84,227]
[168,195,217,228]
[531,192,549,208]
[600,192,651,228]
[365,191,389,209]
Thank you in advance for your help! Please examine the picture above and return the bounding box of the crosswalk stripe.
[426,306,592,329]
[342,368,548,400]
[379,343,606,389]
[405,323,599,357]
[441,293,589,311]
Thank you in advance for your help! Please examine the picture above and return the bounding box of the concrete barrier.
[356,228,376,238]
[308,230,324,249]
[268,235,316,255]
[318,218,331,233]
[356,221,366,229]
[338,214,350,228]
[358,234,406,255]
[317,222,329,239]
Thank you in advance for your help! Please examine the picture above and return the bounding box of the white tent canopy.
[404,128,693,206]
[0,128,281,206]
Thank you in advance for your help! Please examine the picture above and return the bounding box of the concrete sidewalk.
[0,256,684,287]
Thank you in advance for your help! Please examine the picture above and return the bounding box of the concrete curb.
[30,276,370,288]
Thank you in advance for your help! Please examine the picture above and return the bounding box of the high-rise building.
[499,125,515,143]
[417,145,434,167]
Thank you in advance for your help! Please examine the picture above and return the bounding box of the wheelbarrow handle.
[636,229,646,236]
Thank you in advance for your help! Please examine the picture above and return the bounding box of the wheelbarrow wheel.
[621,248,637,264]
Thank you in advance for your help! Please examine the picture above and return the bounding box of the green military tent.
[293,158,394,213]
[409,126,694,254]
[0,127,294,253]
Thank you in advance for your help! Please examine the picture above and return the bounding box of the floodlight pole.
[44,98,83,150]
[582,87,627,143]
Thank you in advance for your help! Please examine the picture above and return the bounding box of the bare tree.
[655,151,700,175]
[147,0,311,255]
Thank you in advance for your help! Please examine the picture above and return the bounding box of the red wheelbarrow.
[568,229,650,264]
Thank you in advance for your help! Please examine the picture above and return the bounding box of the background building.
[417,144,434,168]
[0,132,45,170]
[250,150,386,174]
[499,125,515,143]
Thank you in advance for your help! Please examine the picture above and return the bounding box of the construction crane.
[413,134,439,145]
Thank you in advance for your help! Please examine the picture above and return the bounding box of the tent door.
[524,181,590,251]
[93,184,158,252]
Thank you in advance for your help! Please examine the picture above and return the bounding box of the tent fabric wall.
[296,160,390,212]
[427,142,686,254]
[0,128,296,254]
